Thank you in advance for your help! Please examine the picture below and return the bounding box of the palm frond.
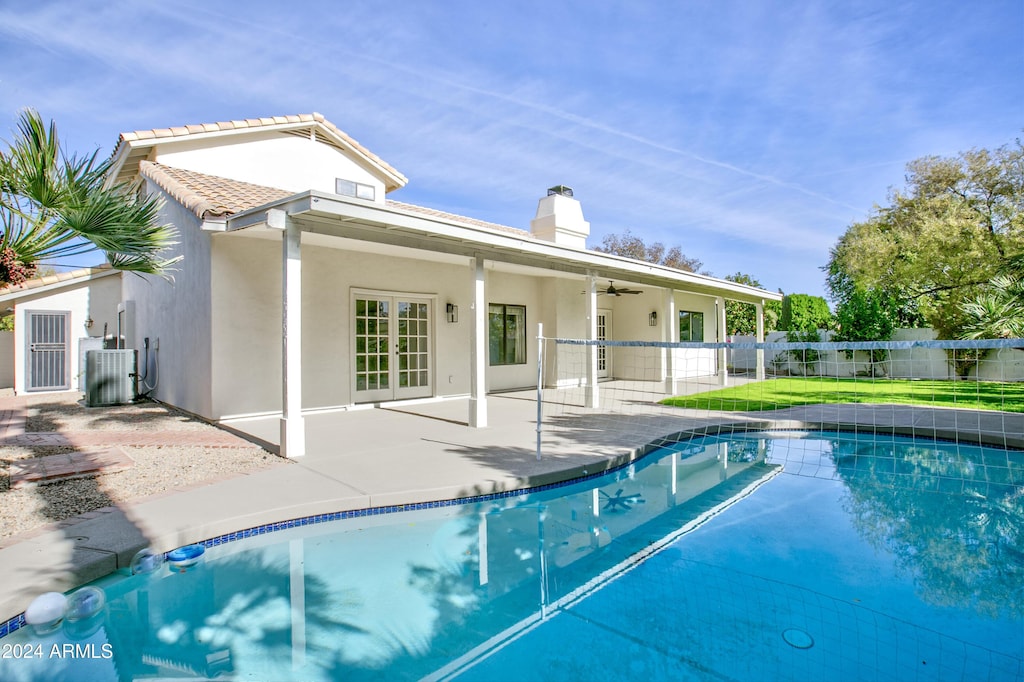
[960,275,1024,339]
[0,109,180,285]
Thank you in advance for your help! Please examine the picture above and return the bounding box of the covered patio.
[225,189,780,458]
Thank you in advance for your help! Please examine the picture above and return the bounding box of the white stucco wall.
[122,181,213,416]
[607,291,664,382]
[209,235,279,418]
[0,331,12,389]
[540,286,722,386]
[210,236,490,418]
[545,278,586,388]
[156,132,387,202]
[12,274,121,394]
[889,328,951,379]
[973,347,1024,381]
[671,292,717,378]
[485,270,543,392]
[730,328,1024,381]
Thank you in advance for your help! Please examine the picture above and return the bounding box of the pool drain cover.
[782,628,814,649]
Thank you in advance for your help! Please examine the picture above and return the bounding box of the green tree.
[0,109,179,286]
[593,228,703,273]
[833,287,899,375]
[780,294,831,332]
[779,294,831,373]
[833,288,896,343]
[722,272,781,336]
[825,141,1024,338]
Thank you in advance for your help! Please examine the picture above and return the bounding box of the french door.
[27,311,70,391]
[353,293,433,402]
[597,310,611,379]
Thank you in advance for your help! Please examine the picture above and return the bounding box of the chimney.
[530,185,590,248]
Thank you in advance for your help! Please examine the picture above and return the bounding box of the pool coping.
[3,416,1021,639]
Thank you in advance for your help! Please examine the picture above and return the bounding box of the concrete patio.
[2,383,1022,625]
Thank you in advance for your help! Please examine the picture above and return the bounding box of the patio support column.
[469,255,488,427]
[755,300,766,380]
[663,288,677,396]
[585,274,599,408]
[716,296,728,387]
[276,211,305,458]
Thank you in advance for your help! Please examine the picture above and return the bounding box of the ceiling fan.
[593,280,643,296]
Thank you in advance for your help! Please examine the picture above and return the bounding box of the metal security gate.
[27,311,70,391]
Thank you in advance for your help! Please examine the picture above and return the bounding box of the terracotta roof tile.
[137,162,535,240]
[140,161,292,219]
[0,265,115,295]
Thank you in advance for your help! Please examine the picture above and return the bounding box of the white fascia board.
[0,267,121,304]
[201,219,228,232]
[226,190,781,304]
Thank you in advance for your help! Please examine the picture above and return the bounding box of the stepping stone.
[7,447,134,488]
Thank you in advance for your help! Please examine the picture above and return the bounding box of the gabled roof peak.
[108,112,406,192]
[118,112,329,144]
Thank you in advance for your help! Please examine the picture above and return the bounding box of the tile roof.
[0,265,115,297]
[116,113,406,190]
[386,200,531,238]
[140,161,292,219]
[139,162,535,239]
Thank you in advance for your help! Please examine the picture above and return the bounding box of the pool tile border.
[194,471,611,549]
[0,613,23,638]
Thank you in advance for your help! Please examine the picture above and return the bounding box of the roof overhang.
[226,191,782,305]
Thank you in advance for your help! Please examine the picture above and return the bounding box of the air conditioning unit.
[85,349,137,407]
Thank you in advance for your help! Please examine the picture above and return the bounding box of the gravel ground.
[0,394,286,542]
[25,395,215,432]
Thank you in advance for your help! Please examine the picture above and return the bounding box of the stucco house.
[0,266,123,394]
[8,113,781,456]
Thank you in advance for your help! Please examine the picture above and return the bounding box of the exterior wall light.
[649,311,658,327]
[446,303,458,323]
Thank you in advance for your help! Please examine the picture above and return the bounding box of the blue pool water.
[2,430,1022,681]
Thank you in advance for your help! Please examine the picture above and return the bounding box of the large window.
[489,304,526,365]
[679,310,704,342]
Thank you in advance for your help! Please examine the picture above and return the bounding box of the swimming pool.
[2,430,1021,681]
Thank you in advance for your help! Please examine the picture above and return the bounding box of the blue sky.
[1,0,1020,298]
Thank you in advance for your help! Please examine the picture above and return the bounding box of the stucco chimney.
[530,185,590,248]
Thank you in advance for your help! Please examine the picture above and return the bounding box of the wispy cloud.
[0,0,1019,295]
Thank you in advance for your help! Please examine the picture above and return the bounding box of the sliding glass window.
[488,304,526,365]
[679,311,704,342]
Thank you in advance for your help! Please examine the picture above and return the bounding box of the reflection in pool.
[2,431,1022,681]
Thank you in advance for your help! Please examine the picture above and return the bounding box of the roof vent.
[547,185,574,198]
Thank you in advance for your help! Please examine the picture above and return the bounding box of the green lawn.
[661,377,1024,413]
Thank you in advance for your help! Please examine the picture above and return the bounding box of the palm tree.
[0,109,178,286]
[959,252,1024,340]
[960,275,1024,339]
